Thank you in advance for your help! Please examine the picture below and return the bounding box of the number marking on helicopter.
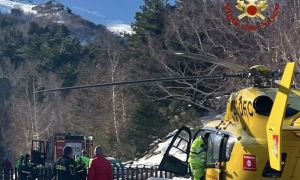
[236,96,254,117]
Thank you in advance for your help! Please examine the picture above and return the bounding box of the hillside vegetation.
[0,0,300,161]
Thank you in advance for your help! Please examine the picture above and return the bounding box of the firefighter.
[20,154,32,180]
[52,146,78,180]
[188,135,208,180]
[75,150,90,180]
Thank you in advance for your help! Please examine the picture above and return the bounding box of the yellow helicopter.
[157,52,300,180]
[36,52,300,180]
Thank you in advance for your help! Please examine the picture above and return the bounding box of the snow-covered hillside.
[0,0,133,36]
[0,0,37,14]
[107,23,133,35]
[0,1,109,42]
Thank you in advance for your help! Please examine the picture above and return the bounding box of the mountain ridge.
[0,0,130,40]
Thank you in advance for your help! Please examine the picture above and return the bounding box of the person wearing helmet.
[20,154,32,180]
[75,150,90,180]
[52,146,78,180]
[188,135,208,180]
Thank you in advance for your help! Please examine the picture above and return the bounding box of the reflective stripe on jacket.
[53,155,78,180]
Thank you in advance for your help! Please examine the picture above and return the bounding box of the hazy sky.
[52,0,144,25]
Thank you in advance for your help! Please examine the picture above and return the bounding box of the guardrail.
[0,166,175,180]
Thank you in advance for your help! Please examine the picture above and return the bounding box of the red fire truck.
[31,133,93,166]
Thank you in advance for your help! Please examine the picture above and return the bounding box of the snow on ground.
[147,177,191,180]
[133,114,224,167]
[132,129,180,167]
[106,23,134,35]
[131,114,223,180]
[0,0,37,14]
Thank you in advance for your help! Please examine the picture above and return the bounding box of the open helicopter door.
[267,62,295,171]
[159,126,192,176]
[204,131,231,180]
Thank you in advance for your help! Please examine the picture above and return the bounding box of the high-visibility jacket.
[75,156,90,168]
[75,156,90,180]
[188,136,206,164]
[188,136,206,180]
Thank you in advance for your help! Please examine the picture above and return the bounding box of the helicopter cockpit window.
[206,133,222,167]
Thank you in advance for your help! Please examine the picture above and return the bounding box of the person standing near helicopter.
[188,135,208,180]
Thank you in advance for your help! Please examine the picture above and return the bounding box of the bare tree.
[139,0,300,111]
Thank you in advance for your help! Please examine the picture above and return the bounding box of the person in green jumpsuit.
[188,136,207,180]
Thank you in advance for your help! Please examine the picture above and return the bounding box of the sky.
[37,0,145,26]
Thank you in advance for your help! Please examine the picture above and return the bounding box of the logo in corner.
[224,0,280,31]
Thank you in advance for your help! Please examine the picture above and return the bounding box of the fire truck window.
[206,133,222,167]
[32,141,43,152]
[225,136,235,161]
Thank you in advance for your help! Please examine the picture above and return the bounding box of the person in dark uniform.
[20,154,32,180]
[52,146,78,180]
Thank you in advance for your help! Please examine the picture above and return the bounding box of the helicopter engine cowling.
[224,87,300,139]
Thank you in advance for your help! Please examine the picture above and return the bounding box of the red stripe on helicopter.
[273,135,279,158]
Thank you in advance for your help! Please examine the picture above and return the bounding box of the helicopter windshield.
[260,89,300,118]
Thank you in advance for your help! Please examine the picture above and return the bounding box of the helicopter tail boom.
[266,62,296,171]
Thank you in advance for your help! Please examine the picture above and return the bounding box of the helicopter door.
[205,133,228,180]
[159,126,192,176]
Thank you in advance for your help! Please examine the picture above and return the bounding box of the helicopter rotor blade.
[35,75,225,93]
[167,51,248,71]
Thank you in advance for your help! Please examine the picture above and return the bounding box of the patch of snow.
[106,23,134,35]
[132,129,188,167]
[133,114,223,167]
[0,0,37,14]
[147,177,191,180]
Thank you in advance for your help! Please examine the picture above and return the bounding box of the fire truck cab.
[31,133,93,166]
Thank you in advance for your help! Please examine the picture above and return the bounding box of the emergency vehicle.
[31,133,93,166]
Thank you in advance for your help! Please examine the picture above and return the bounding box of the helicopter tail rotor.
[266,62,296,171]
